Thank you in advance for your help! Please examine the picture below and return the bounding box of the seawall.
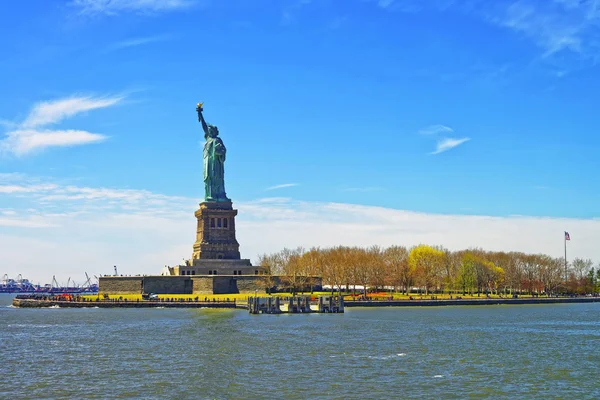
[344,297,600,307]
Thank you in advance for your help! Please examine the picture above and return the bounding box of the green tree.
[587,267,596,294]
[458,253,478,295]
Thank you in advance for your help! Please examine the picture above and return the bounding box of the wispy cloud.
[418,124,471,154]
[1,95,123,156]
[0,174,193,217]
[418,124,454,135]
[0,119,18,129]
[431,137,470,155]
[22,95,123,128]
[2,129,107,155]
[106,35,169,51]
[493,1,585,57]
[378,0,395,9]
[370,0,600,64]
[70,0,194,16]
[265,183,299,191]
[0,183,58,194]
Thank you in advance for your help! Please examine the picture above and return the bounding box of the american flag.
[565,231,571,241]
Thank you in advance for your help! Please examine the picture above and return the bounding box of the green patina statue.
[196,103,230,202]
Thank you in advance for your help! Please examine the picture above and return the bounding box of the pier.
[248,295,344,314]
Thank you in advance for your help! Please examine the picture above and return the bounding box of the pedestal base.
[192,201,241,260]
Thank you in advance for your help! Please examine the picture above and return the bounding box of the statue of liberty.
[196,103,230,202]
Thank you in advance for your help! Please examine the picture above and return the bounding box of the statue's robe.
[203,136,228,201]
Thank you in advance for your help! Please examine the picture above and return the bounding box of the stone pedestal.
[180,200,260,276]
[192,201,242,260]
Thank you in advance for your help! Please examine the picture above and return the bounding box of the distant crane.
[114,265,118,276]
[51,276,60,292]
[82,273,92,291]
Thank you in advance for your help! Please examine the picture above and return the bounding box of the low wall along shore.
[99,276,266,295]
[99,275,321,295]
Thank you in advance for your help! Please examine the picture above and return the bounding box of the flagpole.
[564,232,567,290]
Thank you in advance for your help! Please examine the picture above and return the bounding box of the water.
[1,293,599,399]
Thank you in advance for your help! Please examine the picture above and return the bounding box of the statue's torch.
[196,102,204,122]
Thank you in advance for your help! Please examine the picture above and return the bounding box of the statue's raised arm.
[196,103,209,137]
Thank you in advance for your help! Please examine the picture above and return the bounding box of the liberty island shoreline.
[11,293,600,309]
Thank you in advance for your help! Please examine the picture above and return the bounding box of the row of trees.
[257,245,600,296]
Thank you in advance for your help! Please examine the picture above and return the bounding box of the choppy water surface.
[1,294,599,399]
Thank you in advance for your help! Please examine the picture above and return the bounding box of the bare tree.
[384,245,410,294]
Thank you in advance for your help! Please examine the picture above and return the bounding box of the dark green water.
[1,294,599,399]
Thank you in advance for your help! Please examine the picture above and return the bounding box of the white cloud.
[22,95,123,128]
[418,124,454,135]
[1,95,122,155]
[431,137,470,154]
[0,177,194,217]
[2,129,106,155]
[265,183,299,191]
[1,179,599,284]
[70,0,194,15]
[238,199,600,268]
[0,216,58,228]
[0,183,58,194]
[418,124,470,154]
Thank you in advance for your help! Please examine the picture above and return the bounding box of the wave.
[330,353,407,360]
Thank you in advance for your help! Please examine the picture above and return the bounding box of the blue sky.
[1,0,599,283]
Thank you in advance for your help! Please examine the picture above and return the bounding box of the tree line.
[257,245,600,296]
